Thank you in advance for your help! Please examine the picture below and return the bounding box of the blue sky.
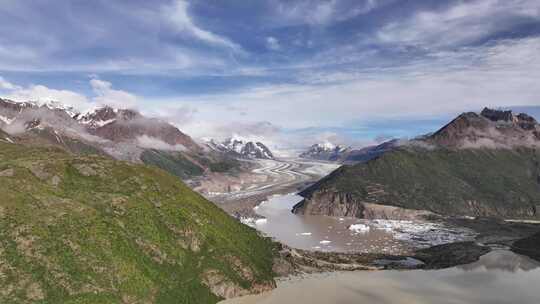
[1,0,540,152]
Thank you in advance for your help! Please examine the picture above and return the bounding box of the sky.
[0,0,539,153]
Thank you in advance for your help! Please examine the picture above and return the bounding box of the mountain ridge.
[294,108,540,219]
[0,99,240,179]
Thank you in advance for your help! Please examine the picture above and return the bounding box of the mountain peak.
[429,107,540,149]
[480,107,514,122]
[78,106,141,128]
[206,137,274,159]
[299,142,350,161]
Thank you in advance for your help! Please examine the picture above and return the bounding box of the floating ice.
[370,219,476,248]
[240,217,256,227]
[349,224,370,233]
[300,232,312,236]
[319,240,332,244]
[255,218,268,225]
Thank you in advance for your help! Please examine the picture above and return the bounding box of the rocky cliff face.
[296,108,540,220]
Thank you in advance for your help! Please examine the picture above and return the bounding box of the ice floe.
[349,224,370,233]
[370,219,476,248]
[255,218,267,225]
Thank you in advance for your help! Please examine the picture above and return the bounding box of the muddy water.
[253,193,408,253]
[221,250,540,304]
[252,193,474,253]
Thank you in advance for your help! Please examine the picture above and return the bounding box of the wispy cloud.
[274,0,385,26]
[377,0,540,48]
[162,0,243,53]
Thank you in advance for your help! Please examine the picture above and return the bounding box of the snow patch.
[0,115,15,125]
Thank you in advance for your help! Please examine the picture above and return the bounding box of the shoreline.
[204,158,540,301]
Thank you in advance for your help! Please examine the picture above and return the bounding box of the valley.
[3,2,540,303]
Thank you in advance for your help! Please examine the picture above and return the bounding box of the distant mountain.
[0,99,240,179]
[206,137,274,160]
[299,142,350,161]
[294,108,540,220]
[79,106,201,152]
[342,139,399,164]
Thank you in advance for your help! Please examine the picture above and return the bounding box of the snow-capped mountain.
[206,137,274,159]
[299,142,350,161]
[77,106,139,129]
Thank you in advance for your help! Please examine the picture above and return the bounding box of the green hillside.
[0,141,275,303]
[299,147,540,219]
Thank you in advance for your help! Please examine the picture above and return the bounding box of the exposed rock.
[294,191,434,220]
[0,168,14,177]
[293,190,364,217]
[73,163,98,176]
[361,203,435,220]
[201,270,274,299]
[511,231,540,262]
[414,242,490,269]
[480,107,514,122]
[27,163,50,180]
[516,113,538,130]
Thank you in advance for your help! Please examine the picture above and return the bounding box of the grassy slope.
[140,149,205,179]
[302,147,540,218]
[140,150,242,180]
[0,142,275,303]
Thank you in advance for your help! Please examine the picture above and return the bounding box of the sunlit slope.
[0,142,275,303]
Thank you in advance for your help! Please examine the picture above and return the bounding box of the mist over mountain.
[0,98,241,179]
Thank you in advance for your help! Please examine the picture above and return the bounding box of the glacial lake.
[248,193,475,254]
[221,250,540,304]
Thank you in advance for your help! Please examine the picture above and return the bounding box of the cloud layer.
[1,0,539,151]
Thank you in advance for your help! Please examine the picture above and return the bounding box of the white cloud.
[4,84,92,111]
[377,0,540,48]
[163,0,243,52]
[266,36,281,51]
[90,79,138,109]
[274,0,383,26]
[157,36,540,137]
[0,76,20,90]
[1,77,139,111]
[136,135,187,151]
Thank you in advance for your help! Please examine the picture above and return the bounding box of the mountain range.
[294,108,540,220]
[206,137,274,160]
[299,140,400,164]
[299,142,350,161]
[0,99,240,179]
